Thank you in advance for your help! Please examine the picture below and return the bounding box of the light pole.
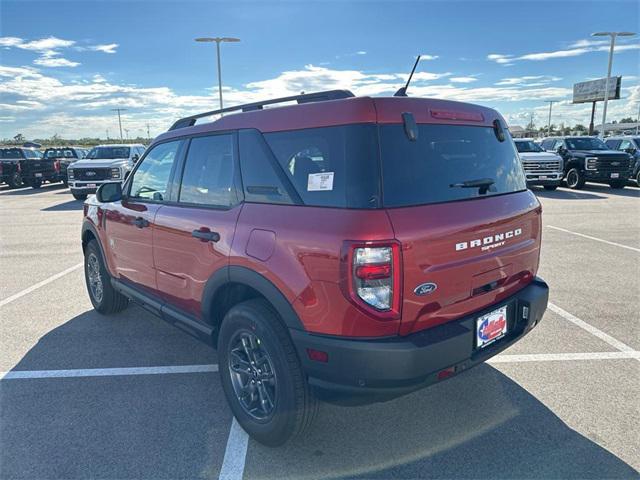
[110,108,127,141]
[592,31,636,138]
[545,100,555,136]
[195,37,240,114]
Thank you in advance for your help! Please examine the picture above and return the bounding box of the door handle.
[192,229,220,243]
[133,217,149,228]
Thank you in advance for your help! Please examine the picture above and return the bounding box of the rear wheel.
[609,180,626,189]
[218,299,318,447]
[7,172,22,189]
[543,185,558,191]
[84,239,128,314]
[29,178,42,189]
[72,193,88,201]
[636,171,640,187]
[565,168,585,189]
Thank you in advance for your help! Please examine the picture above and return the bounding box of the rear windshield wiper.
[450,178,495,195]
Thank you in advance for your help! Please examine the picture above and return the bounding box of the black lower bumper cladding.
[292,277,549,404]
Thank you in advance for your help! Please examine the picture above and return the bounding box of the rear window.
[264,125,380,208]
[379,125,526,207]
[44,148,77,159]
[1,148,23,159]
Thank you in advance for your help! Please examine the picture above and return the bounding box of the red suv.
[82,90,548,446]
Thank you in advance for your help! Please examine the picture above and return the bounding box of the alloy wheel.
[228,331,277,421]
[87,253,104,303]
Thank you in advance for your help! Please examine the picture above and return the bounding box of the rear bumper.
[291,277,549,404]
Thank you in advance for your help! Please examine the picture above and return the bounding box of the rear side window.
[264,125,380,208]
[179,134,238,207]
[379,124,526,207]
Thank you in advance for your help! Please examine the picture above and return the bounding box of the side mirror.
[96,182,122,203]
[132,154,140,162]
[626,147,637,155]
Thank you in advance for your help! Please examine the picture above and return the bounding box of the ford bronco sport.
[81,90,549,446]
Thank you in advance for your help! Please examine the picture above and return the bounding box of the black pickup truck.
[0,147,61,189]
[540,136,632,189]
[43,147,89,186]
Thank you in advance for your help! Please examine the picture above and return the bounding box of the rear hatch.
[378,121,541,335]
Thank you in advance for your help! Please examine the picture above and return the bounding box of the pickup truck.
[43,147,89,186]
[0,147,60,189]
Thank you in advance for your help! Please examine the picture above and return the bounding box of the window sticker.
[307,172,334,191]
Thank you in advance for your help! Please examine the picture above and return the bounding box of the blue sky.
[1,0,639,139]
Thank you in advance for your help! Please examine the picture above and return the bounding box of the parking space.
[1,182,639,479]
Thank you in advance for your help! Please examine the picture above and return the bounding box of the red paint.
[85,95,541,339]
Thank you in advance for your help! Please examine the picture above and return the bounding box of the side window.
[554,140,564,150]
[619,140,631,151]
[178,134,237,207]
[128,141,181,201]
[239,130,294,204]
[541,140,553,150]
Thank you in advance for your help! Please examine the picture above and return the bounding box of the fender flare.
[81,221,112,276]
[201,265,305,331]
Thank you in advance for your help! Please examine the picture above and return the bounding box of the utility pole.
[146,123,151,140]
[545,101,554,136]
[111,108,127,141]
[106,129,109,141]
[125,129,129,141]
[637,103,640,135]
[588,102,597,136]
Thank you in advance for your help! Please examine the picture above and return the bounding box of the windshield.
[515,141,543,153]
[87,146,130,160]
[44,148,77,159]
[565,137,608,151]
[379,125,526,207]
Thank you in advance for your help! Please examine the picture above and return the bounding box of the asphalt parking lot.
[1,182,639,480]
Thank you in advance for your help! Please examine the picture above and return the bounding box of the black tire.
[609,180,626,189]
[636,171,640,187]
[565,168,585,189]
[218,299,318,447]
[72,193,88,201]
[29,178,42,189]
[84,239,129,314]
[7,172,22,189]
[63,179,69,187]
[543,185,558,191]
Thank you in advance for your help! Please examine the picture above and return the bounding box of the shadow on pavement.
[246,365,638,480]
[1,307,225,479]
[2,308,638,479]
[0,183,66,196]
[582,183,640,199]
[41,199,84,211]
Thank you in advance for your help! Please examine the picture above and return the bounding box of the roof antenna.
[394,55,421,97]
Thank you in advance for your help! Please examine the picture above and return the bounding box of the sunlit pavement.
[1,182,638,479]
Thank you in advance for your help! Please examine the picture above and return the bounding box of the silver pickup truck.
[514,139,564,191]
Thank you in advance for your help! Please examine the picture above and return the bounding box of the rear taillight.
[342,241,401,319]
[54,160,60,172]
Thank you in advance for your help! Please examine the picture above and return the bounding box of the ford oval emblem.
[414,282,437,296]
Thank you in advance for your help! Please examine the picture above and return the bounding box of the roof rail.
[168,89,355,131]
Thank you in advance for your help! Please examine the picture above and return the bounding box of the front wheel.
[72,193,87,201]
[609,180,626,189]
[218,299,318,447]
[84,239,129,314]
[543,185,558,191]
[565,168,585,189]
[29,178,42,189]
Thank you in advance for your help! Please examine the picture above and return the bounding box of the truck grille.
[522,161,562,175]
[74,168,111,181]
[590,157,630,174]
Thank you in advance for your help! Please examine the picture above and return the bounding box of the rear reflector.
[430,109,484,122]
[437,367,456,380]
[306,348,328,363]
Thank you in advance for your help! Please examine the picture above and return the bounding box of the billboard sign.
[573,77,621,104]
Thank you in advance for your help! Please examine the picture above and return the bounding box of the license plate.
[611,173,619,179]
[87,183,96,188]
[35,173,42,178]
[539,175,548,179]
[476,306,508,349]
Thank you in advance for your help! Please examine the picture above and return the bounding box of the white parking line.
[489,351,639,363]
[219,418,249,480]
[1,364,218,380]
[0,262,83,308]
[548,302,637,355]
[547,225,640,253]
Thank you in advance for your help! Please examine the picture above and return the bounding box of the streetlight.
[592,31,636,138]
[195,37,240,114]
[545,100,555,136]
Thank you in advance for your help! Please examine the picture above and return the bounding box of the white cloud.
[496,76,562,86]
[18,36,76,52]
[450,76,477,83]
[87,43,119,54]
[356,50,367,55]
[489,40,640,65]
[0,37,23,48]
[33,56,80,68]
[419,54,439,61]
